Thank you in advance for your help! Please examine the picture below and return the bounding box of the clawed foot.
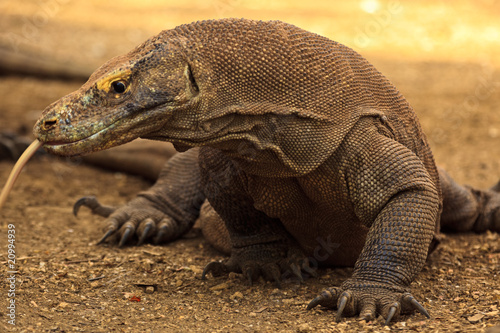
[202,243,317,287]
[74,195,189,247]
[307,282,430,325]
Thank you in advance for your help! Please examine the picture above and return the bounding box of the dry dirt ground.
[0,1,499,332]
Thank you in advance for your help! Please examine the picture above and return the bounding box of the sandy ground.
[0,1,499,332]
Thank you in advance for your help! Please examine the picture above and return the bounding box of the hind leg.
[439,166,500,232]
[198,200,231,254]
[198,147,315,285]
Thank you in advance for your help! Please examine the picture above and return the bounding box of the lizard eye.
[111,80,128,94]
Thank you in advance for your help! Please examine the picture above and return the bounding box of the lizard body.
[33,19,499,323]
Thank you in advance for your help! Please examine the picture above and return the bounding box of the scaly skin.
[33,19,499,324]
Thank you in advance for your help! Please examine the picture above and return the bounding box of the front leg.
[75,148,205,246]
[308,118,440,324]
[308,189,437,324]
[199,147,315,285]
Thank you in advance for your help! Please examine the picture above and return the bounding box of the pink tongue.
[0,140,43,211]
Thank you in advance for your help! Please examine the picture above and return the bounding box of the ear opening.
[184,64,199,98]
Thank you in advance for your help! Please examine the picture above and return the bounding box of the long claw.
[246,269,254,286]
[306,296,322,310]
[201,261,226,279]
[360,309,374,322]
[302,260,318,278]
[290,263,303,282]
[202,262,217,280]
[384,303,399,326]
[97,228,116,245]
[335,293,349,322]
[118,226,134,247]
[262,264,282,288]
[73,196,115,217]
[409,296,430,318]
[153,225,167,245]
[73,197,90,216]
[272,270,282,289]
[137,221,154,246]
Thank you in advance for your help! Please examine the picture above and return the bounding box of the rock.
[231,291,244,300]
[297,323,312,332]
[189,265,203,274]
[467,313,484,323]
[210,282,230,291]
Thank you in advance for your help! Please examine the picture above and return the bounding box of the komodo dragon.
[29,18,499,324]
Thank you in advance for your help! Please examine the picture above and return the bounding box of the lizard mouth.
[38,122,124,156]
[35,103,173,156]
[34,103,160,156]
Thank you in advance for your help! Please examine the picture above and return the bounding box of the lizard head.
[33,37,199,156]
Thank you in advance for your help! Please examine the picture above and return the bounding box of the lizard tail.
[439,166,500,232]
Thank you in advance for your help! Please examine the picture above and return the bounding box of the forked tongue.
[0,140,43,211]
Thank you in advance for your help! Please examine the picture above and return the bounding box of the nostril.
[42,118,58,130]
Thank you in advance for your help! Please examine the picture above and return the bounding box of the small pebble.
[297,323,311,332]
[210,282,229,291]
[467,313,484,323]
[230,291,244,300]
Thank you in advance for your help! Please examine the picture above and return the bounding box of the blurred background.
[1,0,499,64]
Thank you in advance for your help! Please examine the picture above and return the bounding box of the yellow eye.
[111,80,127,94]
[96,69,132,95]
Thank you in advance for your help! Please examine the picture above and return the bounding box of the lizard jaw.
[34,111,151,157]
[38,122,132,156]
[34,101,173,156]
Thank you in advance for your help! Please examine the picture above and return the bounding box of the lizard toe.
[288,262,303,282]
[244,266,259,285]
[97,210,130,245]
[97,228,117,245]
[306,287,342,310]
[359,302,376,322]
[152,217,178,244]
[260,263,282,287]
[73,196,116,218]
[136,218,156,245]
[96,210,129,245]
[301,259,318,278]
[118,221,136,247]
[201,261,229,279]
[335,292,359,322]
[401,293,430,319]
[383,302,400,325]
